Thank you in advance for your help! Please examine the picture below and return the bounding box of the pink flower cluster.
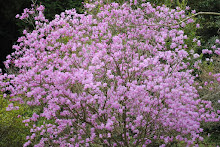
[202,39,220,56]
[15,3,48,28]
[1,1,219,146]
[202,49,212,54]
[214,39,220,55]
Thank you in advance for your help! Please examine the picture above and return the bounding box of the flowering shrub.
[0,1,220,146]
[195,39,220,144]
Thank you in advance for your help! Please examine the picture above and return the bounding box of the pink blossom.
[0,1,219,146]
[202,49,212,54]
[185,6,190,10]
[191,10,196,14]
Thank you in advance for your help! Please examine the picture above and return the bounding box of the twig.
[179,12,220,24]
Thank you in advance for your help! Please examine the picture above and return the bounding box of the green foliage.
[195,56,220,145]
[0,94,30,147]
[187,0,220,51]
[87,0,187,8]
[38,0,84,20]
[146,0,187,9]
[203,36,220,54]
[56,36,73,45]
[201,121,220,146]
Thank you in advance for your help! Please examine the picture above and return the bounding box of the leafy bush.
[195,40,220,145]
[0,94,30,147]
[0,1,220,146]
[187,0,220,59]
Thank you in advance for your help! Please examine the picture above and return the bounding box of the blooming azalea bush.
[0,0,220,146]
